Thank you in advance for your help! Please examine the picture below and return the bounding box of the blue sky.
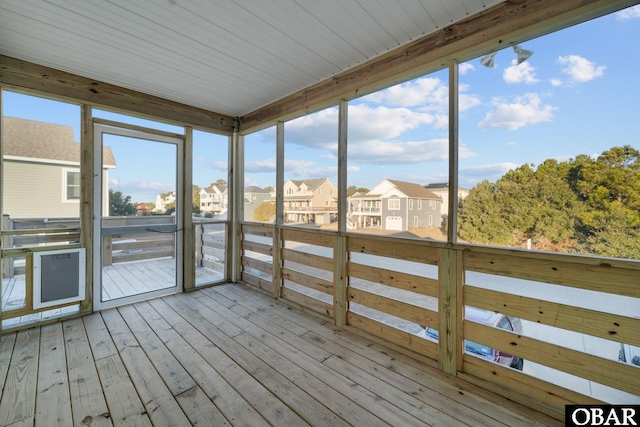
[246,5,640,192]
[4,5,640,203]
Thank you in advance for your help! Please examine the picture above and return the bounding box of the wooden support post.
[195,224,203,267]
[101,236,112,267]
[1,215,14,279]
[438,247,463,375]
[273,122,285,299]
[333,235,348,327]
[448,59,459,244]
[79,104,93,314]
[334,100,348,326]
[183,127,195,291]
[272,227,283,299]
[231,131,244,283]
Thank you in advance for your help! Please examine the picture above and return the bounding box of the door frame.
[92,120,184,311]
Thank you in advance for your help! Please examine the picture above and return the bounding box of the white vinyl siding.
[4,161,79,218]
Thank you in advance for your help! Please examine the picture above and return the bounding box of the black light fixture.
[480,44,534,68]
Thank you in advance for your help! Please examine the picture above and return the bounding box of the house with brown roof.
[282,178,337,224]
[3,117,116,218]
[348,179,441,231]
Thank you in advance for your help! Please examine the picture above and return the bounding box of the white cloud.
[550,78,563,87]
[360,77,448,111]
[209,161,227,171]
[503,60,539,84]
[557,55,605,83]
[478,93,556,130]
[459,63,475,75]
[348,138,476,165]
[284,159,336,179]
[348,104,441,142]
[616,5,640,19]
[506,141,517,146]
[459,84,482,112]
[245,158,276,173]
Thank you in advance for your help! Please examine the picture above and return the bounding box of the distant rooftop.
[4,116,116,166]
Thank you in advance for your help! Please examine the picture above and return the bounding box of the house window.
[287,188,293,195]
[414,216,418,227]
[418,200,422,210]
[409,199,413,210]
[429,215,433,226]
[64,170,80,201]
[388,198,400,210]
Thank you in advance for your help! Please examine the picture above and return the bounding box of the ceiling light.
[480,44,534,68]
[513,44,534,65]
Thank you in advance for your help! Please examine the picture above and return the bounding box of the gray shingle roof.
[245,186,269,193]
[3,116,116,166]
[388,179,440,200]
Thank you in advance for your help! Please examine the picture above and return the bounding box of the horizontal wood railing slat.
[282,228,335,248]
[348,236,439,264]
[348,262,439,298]
[347,312,438,361]
[281,287,333,318]
[464,251,640,298]
[282,268,333,294]
[242,271,274,293]
[464,286,640,347]
[282,248,333,271]
[464,321,640,396]
[461,355,603,415]
[242,240,272,256]
[348,287,438,329]
[242,257,273,276]
[241,223,275,238]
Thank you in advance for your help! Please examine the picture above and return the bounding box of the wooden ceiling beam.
[0,55,236,135]
[239,0,636,134]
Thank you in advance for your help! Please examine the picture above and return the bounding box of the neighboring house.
[2,117,116,218]
[424,182,469,220]
[134,203,151,215]
[199,184,228,216]
[244,186,271,221]
[348,179,441,232]
[282,178,337,224]
[154,192,176,213]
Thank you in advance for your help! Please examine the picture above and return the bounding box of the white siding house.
[3,117,116,219]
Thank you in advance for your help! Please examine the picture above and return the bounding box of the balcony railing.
[239,222,640,421]
[284,206,337,212]
[348,207,381,213]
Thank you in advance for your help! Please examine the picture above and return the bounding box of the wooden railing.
[194,219,226,276]
[240,222,640,420]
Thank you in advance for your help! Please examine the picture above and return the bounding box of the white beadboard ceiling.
[0,0,503,118]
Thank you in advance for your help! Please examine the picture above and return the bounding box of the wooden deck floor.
[0,283,562,427]
[1,258,223,322]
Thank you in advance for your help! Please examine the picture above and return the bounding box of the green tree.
[210,179,227,187]
[347,186,370,196]
[253,201,275,222]
[109,189,137,216]
[458,146,639,258]
[192,185,201,207]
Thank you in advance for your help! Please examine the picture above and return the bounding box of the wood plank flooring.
[0,283,562,426]
[1,259,223,328]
